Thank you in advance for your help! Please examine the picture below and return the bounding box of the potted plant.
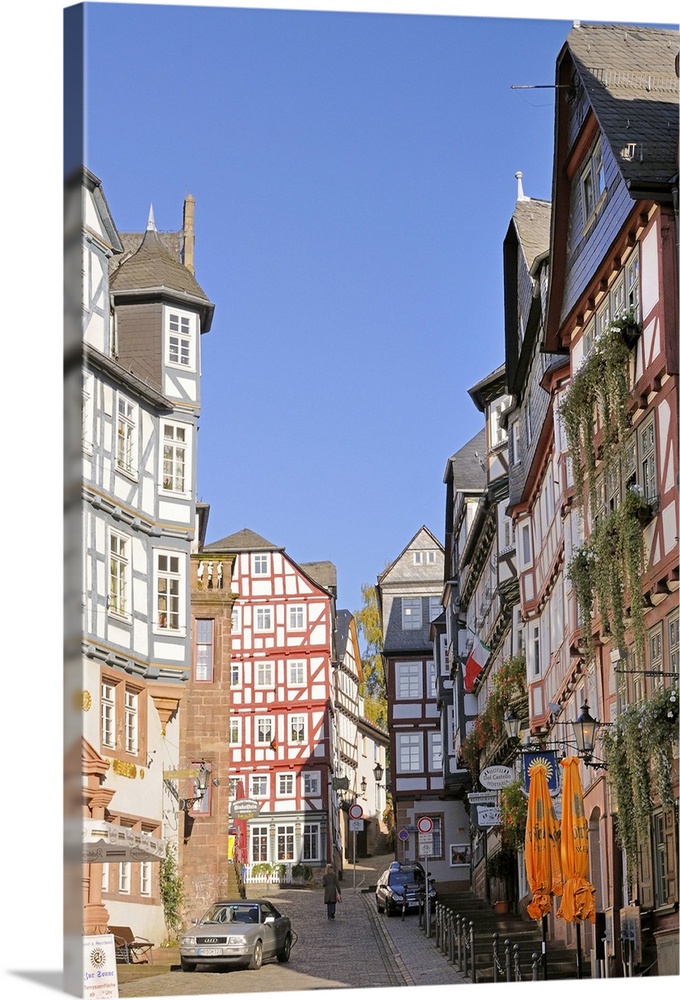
[487,845,516,912]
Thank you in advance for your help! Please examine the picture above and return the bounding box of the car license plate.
[197,948,221,956]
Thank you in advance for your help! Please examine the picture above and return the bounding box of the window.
[429,598,443,622]
[124,689,139,754]
[288,661,305,686]
[167,311,193,368]
[302,823,321,861]
[253,554,269,575]
[82,371,93,452]
[648,626,663,675]
[511,421,520,466]
[255,717,274,745]
[626,252,640,318]
[302,771,320,796]
[231,606,241,633]
[231,660,241,687]
[581,138,606,223]
[277,825,295,861]
[108,531,129,618]
[251,774,269,798]
[640,417,657,501]
[288,605,305,630]
[162,423,188,493]
[251,825,268,862]
[101,681,116,749]
[140,861,152,897]
[289,715,306,744]
[278,773,294,797]
[427,551,436,564]
[229,717,241,744]
[427,661,437,699]
[156,552,182,631]
[521,524,532,566]
[255,606,273,632]
[101,863,109,894]
[530,624,541,677]
[395,662,421,699]
[396,733,422,773]
[255,661,274,688]
[669,613,679,674]
[413,551,423,565]
[119,861,131,894]
[195,619,214,681]
[430,731,443,772]
[401,598,422,630]
[116,395,137,475]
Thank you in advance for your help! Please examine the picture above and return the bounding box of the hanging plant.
[638,685,679,809]
[460,721,483,786]
[567,545,596,663]
[499,778,528,851]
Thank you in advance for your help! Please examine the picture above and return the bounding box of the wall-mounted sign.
[476,807,502,827]
[468,791,498,805]
[231,798,261,819]
[332,776,350,790]
[522,751,560,795]
[479,765,514,790]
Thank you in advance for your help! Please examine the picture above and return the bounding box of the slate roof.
[109,227,214,330]
[445,428,488,492]
[513,199,552,272]
[335,609,351,661]
[468,363,506,412]
[203,528,282,552]
[566,23,679,188]
[299,561,337,593]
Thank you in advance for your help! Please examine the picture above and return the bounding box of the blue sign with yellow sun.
[522,751,560,795]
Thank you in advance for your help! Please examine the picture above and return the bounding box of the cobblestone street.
[117,855,468,996]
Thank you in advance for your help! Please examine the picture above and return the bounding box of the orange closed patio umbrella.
[557,757,596,978]
[525,758,562,920]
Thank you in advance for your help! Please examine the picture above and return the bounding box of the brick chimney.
[182,194,195,275]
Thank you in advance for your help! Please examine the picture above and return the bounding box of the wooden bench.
[109,926,154,964]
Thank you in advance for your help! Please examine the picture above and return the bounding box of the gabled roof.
[335,609,351,661]
[377,525,443,585]
[203,528,282,552]
[468,363,506,412]
[512,199,552,274]
[443,428,487,492]
[300,561,337,593]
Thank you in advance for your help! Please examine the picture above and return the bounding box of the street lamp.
[373,763,384,784]
[571,703,608,769]
[503,707,522,742]
[360,776,367,796]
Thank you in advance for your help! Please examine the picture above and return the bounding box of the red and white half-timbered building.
[202,529,343,873]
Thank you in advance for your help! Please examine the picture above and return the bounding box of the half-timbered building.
[377,526,470,891]
[79,169,214,945]
[202,529,343,874]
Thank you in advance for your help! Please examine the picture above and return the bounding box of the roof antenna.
[147,204,157,231]
[515,171,529,202]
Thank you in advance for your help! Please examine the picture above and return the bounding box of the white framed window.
[427,661,437,699]
[396,732,422,773]
[427,550,436,564]
[511,421,520,466]
[255,661,274,688]
[521,524,532,567]
[289,715,306,744]
[101,863,109,894]
[254,606,273,632]
[166,310,194,369]
[288,660,305,687]
[229,717,241,744]
[302,771,321,796]
[625,251,640,318]
[82,371,94,452]
[119,861,131,894]
[429,731,443,772]
[530,624,541,677]
[195,619,214,681]
[251,825,269,862]
[140,861,152,897]
[649,626,663,675]
[278,773,295,797]
[108,530,130,619]
[429,598,442,622]
[251,774,269,798]
[155,552,183,632]
[231,606,241,633]
[395,661,421,699]
[255,716,274,745]
[161,422,189,493]
[252,553,269,575]
[640,417,657,501]
[101,681,116,749]
[402,598,422,630]
[288,605,306,630]
[302,823,321,861]
[116,395,137,476]
[581,138,606,223]
[231,660,241,687]
[124,689,139,754]
[276,825,295,861]
[413,551,423,565]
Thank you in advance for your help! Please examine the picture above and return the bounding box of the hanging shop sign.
[479,765,514,790]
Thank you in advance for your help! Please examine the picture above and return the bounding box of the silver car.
[179,899,293,971]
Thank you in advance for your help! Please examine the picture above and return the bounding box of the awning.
[82,820,167,863]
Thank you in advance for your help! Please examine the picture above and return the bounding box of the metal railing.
[431,904,542,984]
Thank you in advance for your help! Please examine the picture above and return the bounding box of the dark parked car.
[179,899,292,971]
[375,861,437,916]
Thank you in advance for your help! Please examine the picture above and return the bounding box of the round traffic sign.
[348,804,364,820]
[398,828,410,842]
[417,816,433,834]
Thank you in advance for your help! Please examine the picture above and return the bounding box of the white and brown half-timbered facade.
[202,529,343,873]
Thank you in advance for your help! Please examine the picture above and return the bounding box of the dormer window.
[166,309,195,370]
[580,138,606,226]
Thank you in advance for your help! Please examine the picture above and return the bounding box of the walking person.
[322,864,342,919]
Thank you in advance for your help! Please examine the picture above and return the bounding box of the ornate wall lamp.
[503,704,608,770]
